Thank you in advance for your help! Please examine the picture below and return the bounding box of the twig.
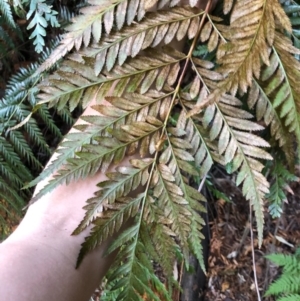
[236,221,250,256]
[249,204,261,301]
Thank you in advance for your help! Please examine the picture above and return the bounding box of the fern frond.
[196,0,292,105]
[26,0,60,53]
[0,136,32,181]
[36,0,147,73]
[0,38,68,236]
[27,1,299,297]
[266,275,300,295]
[35,47,183,110]
[272,33,300,140]
[76,7,202,75]
[277,294,300,301]
[188,57,272,245]
[0,0,19,30]
[0,170,27,207]
[209,99,271,244]
[266,248,300,298]
[266,159,298,218]
[73,159,152,234]
[248,79,294,166]
[7,130,41,169]
[105,227,172,301]
[29,90,171,199]
[282,0,300,49]
[267,252,300,271]
[77,195,144,265]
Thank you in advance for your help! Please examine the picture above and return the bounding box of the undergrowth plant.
[0,0,76,237]
[265,248,300,301]
[2,0,300,298]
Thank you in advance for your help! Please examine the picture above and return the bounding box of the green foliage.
[26,0,60,53]
[0,0,19,30]
[0,40,72,236]
[266,159,298,218]
[265,248,300,300]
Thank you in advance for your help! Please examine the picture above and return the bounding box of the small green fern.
[266,159,298,218]
[0,40,72,237]
[26,0,60,53]
[265,248,300,300]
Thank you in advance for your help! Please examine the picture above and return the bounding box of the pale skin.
[0,1,216,300]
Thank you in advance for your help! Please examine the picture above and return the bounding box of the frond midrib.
[222,0,268,88]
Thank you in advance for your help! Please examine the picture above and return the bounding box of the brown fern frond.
[186,57,272,245]
[76,7,203,75]
[35,47,184,111]
[196,0,291,103]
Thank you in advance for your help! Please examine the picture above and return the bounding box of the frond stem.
[249,204,262,301]
[162,0,213,130]
[206,14,226,43]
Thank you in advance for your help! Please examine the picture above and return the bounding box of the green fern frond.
[266,248,300,299]
[0,0,19,30]
[282,0,300,49]
[104,227,172,301]
[7,130,41,169]
[266,159,298,218]
[0,38,67,236]
[248,79,294,166]
[267,274,300,295]
[0,136,32,181]
[271,33,300,140]
[26,0,60,53]
[277,294,300,301]
[211,98,271,244]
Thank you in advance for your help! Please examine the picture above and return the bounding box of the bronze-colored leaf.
[208,29,219,52]
[127,0,139,25]
[141,69,160,94]
[177,19,190,41]
[116,0,128,29]
[200,21,212,42]
[104,8,114,34]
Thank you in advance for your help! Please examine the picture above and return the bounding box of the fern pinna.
[22,0,300,298]
[265,248,300,301]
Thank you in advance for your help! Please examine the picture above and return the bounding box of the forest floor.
[203,176,300,301]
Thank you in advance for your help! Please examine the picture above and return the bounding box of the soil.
[202,176,300,301]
